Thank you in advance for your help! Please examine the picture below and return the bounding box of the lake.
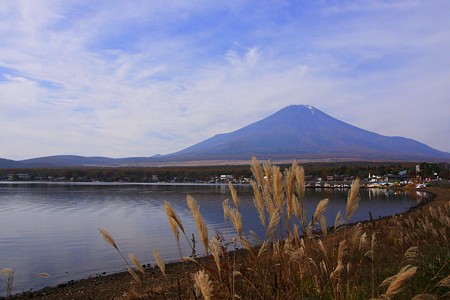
[0,182,429,295]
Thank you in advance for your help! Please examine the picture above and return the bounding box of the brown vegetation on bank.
[7,159,450,299]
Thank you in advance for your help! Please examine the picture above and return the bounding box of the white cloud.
[0,0,449,159]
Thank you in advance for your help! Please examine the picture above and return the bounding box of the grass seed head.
[436,274,450,288]
[222,199,230,222]
[152,248,166,276]
[164,201,185,234]
[402,246,419,264]
[383,265,417,297]
[187,195,209,254]
[320,215,328,236]
[128,253,145,275]
[209,237,222,273]
[334,210,344,231]
[229,207,243,237]
[295,165,305,200]
[313,198,329,225]
[127,267,141,284]
[0,268,14,276]
[228,181,240,208]
[265,208,280,240]
[98,228,119,251]
[251,180,266,227]
[193,270,213,300]
[346,178,360,222]
[250,156,264,186]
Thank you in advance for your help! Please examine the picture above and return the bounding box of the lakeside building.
[220,174,233,181]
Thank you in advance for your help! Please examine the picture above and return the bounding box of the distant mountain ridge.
[1,105,449,168]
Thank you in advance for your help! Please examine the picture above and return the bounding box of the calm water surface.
[0,182,429,294]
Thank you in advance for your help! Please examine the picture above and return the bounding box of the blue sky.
[1,0,449,160]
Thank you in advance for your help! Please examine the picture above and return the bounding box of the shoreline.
[7,187,449,299]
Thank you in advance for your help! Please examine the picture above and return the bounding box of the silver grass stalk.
[251,180,266,227]
[99,228,133,271]
[295,165,306,226]
[0,268,14,275]
[403,246,419,264]
[229,207,243,237]
[193,270,213,300]
[222,199,230,222]
[293,224,300,243]
[98,227,119,251]
[436,274,450,287]
[330,263,344,280]
[209,237,222,273]
[262,162,276,210]
[128,253,145,276]
[313,198,329,225]
[359,232,368,251]
[187,195,209,254]
[272,166,283,211]
[351,223,363,247]
[337,239,347,265]
[163,201,185,233]
[284,163,296,220]
[228,181,239,209]
[241,237,256,255]
[265,208,281,240]
[320,215,328,236]
[250,157,264,186]
[295,165,305,201]
[384,265,417,297]
[334,210,344,231]
[257,240,268,257]
[318,240,328,258]
[163,201,186,258]
[152,248,166,276]
[346,178,360,222]
[249,230,261,245]
[127,267,141,284]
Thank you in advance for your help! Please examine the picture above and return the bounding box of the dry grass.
[187,195,209,255]
[193,270,213,300]
[0,268,14,299]
[87,158,449,299]
[152,249,166,276]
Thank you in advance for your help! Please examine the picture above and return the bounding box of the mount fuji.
[1,105,449,167]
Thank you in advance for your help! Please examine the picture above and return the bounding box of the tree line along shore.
[1,161,448,184]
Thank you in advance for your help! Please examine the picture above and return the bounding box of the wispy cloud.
[0,0,449,159]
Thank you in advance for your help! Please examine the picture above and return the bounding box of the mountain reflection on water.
[0,183,429,295]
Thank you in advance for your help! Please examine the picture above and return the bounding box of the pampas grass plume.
[127,267,141,284]
[193,270,213,300]
[251,180,266,227]
[163,201,184,233]
[313,198,329,225]
[346,178,360,222]
[128,253,145,276]
[98,227,118,251]
[228,181,239,208]
[187,195,209,254]
[152,248,166,276]
[383,265,417,297]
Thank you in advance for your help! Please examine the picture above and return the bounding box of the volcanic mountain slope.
[1,105,449,168]
[162,105,450,161]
